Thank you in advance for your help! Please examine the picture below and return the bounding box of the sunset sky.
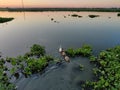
[0,0,120,8]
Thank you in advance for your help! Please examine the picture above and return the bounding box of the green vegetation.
[83,46,120,90]
[117,13,120,16]
[65,45,120,89]
[23,55,53,76]
[30,44,45,56]
[66,44,92,57]
[24,44,45,57]
[79,64,84,71]
[0,17,14,23]
[6,44,53,77]
[0,58,16,90]
[1,43,120,90]
[88,15,99,18]
[89,55,97,62]
[0,44,54,89]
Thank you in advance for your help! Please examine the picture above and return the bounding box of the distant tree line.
[0,8,120,12]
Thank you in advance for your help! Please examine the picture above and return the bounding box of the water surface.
[0,11,120,90]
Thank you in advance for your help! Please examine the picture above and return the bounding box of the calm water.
[0,11,120,90]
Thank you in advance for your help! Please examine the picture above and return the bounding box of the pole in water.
[21,0,24,9]
[21,0,26,20]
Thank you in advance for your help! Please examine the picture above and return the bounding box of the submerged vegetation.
[0,17,14,23]
[79,64,84,71]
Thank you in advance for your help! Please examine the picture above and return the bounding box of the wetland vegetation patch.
[0,17,14,23]
[82,46,120,90]
[65,44,92,57]
[0,44,120,90]
[0,44,54,90]
[71,14,82,18]
[88,15,99,18]
[117,13,120,16]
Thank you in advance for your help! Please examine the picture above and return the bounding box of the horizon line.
[0,7,120,8]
